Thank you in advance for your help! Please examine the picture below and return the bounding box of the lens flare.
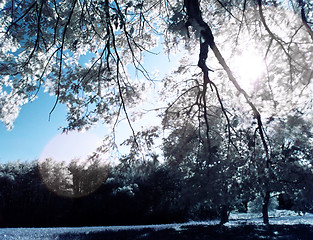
[38,131,109,198]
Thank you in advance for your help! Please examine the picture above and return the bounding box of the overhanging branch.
[297,0,313,41]
[184,0,270,164]
[49,0,78,120]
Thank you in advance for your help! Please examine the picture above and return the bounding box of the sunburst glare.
[231,50,266,93]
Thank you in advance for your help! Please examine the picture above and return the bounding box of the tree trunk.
[219,205,229,225]
[262,191,271,225]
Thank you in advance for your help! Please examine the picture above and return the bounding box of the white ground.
[1,210,313,240]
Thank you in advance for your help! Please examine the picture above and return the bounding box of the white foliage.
[0,0,312,137]
[113,183,139,197]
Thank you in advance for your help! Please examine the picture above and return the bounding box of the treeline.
[0,150,313,227]
[0,158,189,227]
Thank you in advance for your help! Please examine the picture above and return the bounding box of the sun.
[231,51,266,92]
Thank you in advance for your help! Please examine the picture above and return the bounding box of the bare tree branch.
[297,0,313,41]
[185,0,270,163]
[49,0,78,120]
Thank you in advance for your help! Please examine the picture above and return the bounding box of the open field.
[1,224,313,240]
[1,211,313,240]
[56,224,313,240]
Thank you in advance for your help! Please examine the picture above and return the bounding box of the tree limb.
[184,0,270,164]
[49,0,78,120]
[297,0,313,41]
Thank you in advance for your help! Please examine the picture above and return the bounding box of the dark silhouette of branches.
[297,0,313,41]
[49,0,78,120]
[184,0,270,162]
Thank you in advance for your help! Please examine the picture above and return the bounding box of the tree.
[39,157,109,198]
[39,158,73,197]
[162,108,258,224]
[1,0,313,225]
[68,157,109,197]
[1,0,312,131]
[265,112,313,213]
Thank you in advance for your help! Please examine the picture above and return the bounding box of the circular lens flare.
[38,131,109,198]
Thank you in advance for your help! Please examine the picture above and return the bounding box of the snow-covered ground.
[227,210,313,226]
[1,210,313,240]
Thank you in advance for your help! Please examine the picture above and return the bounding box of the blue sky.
[0,93,65,163]
[0,91,106,163]
[0,92,66,162]
[0,43,181,164]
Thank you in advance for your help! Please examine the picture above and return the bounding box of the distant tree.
[68,157,109,197]
[39,158,72,197]
[0,161,53,226]
[266,113,313,213]
[39,157,109,198]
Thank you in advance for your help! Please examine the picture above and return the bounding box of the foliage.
[39,157,109,197]
[0,159,186,227]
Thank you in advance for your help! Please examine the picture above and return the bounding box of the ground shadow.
[56,224,313,240]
